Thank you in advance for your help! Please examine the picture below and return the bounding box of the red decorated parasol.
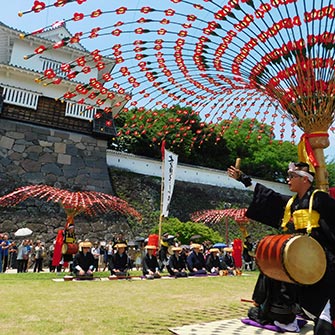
[0,184,141,227]
[191,208,249,241]
[18,1,335,189]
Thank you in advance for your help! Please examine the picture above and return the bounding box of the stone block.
[57,153,71,165]
[21,159,41,172]
[38,140,53,147]
[54,142,66,154]
[0,136,14,150]
[13,144,25,153]
[41,163,62,176]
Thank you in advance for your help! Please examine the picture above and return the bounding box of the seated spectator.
[109,243,131,277]
[142,245,161,279]
[73,241,95,279]
[167,246,188,278]
[187,243,207,276]
[223,247,240,276]
[206,248,222,275]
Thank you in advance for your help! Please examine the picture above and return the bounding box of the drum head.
[61,243,68,254]
[283,235,326,285]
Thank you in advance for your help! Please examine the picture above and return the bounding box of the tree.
[151,217,222,245]
[222,118,298,181]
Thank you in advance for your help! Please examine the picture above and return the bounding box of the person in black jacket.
[73,241,95,279]
[142,245,161,279]
[206,248,222,275]
[109,243,131,277]
[228,162,335,334]
[167,246,188,277]
[186,244,207,276]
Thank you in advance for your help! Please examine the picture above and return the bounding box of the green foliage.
[113,105,200,160]
[114,106,299,182]
[326,159,335,187]
[151,217,222,245]
[222,118,297,181]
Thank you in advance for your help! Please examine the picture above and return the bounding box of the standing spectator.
[0,233,3,273]
[27,239,34,270]
[99,241,106,271]
[9,241,18,270]
[22,239,30,272]
[16,240,26,273]
[48,241,56,272]
[106,240,114,269]
[1,234,11,272]
[91,241,100,272]
[33,240,44,272]
[134,242,145,271]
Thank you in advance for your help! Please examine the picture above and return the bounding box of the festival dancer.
[228,162,335,335]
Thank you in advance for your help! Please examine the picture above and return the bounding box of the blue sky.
[1,0,335,161]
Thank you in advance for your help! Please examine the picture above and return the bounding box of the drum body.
[256,234,326,285]
[62,243,79,255]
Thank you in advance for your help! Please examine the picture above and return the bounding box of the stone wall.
[0,118,112,193]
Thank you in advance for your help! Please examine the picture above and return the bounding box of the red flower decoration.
[76,56,86,66]
[54,0,66,8]
[82,66,91,74]
[32,1,45,13]
[34,45,46,54]
[44,69,56,79]
[60,63,71,72]
[165,9,175,16]
[96,62,105,70]
[116,7,127,15]
[73,12,84,21]
[112,29,122,36]
[140,7,152,14]
[91,9,102,18]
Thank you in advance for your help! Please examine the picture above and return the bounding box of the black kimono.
[206,253,222,273]
[142,254,159,275]
[109,252,131,276]
[168,253,188,277]
[247,183,335,322]
[187,251,207,275]
[73,251,95,277]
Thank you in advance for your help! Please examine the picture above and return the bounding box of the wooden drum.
[255,234,326,285]
[62,243,79,255]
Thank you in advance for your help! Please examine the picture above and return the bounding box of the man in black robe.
[167,246,188,277]
[186,244,207,276]
[109,243,131,277]
[228,162,335,334]
[206,248,222,275]
[73,241,95,279]
[142,245,161,279]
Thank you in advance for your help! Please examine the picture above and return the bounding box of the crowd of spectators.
[0,231,254,277]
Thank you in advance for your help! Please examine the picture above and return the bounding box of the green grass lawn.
[1,271,258,335]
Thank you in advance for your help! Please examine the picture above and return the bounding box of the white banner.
[161,149,178,217]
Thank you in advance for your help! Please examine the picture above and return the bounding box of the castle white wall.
[106,150,292,195]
